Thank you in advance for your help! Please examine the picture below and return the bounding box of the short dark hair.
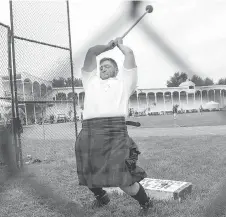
[100,58,118,72]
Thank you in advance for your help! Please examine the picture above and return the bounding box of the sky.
[0,0,226,88]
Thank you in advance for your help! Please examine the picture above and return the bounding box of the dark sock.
[89,187,106,198]
[131,183,149,206]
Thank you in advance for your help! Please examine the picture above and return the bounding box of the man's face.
[100,60,117,80]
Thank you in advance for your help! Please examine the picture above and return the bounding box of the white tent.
[203,101,219,110]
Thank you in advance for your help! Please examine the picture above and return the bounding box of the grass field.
[128,111,226,128]
[1,112,226,217]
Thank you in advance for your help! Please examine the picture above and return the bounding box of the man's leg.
[120,182,140,196]
[120,182,153,216]
[89,187,110,208]
[89,187,106,197]
[173,113,176,120]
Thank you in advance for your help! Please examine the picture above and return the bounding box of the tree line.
[167,72,226,87]
[52,77,83,87]
[51,73,226,88]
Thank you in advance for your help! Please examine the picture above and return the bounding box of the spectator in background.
[80,111,83,123]
[199,105,203,115]
[172,104,179,120]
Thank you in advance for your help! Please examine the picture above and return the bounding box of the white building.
[1,73,226,124]
[130,80,226,113]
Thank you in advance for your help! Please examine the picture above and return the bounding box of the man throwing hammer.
[75,38,154,216]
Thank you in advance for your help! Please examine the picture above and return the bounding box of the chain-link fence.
[0,23,10,165]
[0,26,9,108]
[0,2,84,216]
[9,0,78,166]
[0,21,18,170]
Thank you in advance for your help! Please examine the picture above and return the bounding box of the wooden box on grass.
[104,178,192,201]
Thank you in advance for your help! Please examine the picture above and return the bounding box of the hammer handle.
[121,11,149,39]
[111,10,149,48]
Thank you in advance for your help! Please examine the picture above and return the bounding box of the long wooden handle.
[121,11,149,39]
[111,6,152,47]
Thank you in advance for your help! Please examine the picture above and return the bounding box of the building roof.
[179,79,195,87]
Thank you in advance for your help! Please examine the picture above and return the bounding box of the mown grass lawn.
[1,133,226,217]
[128,111,226,128]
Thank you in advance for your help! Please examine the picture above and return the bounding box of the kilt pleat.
[75,116,147,188]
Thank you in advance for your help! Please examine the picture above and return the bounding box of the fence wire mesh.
[11,1,70,48]
[0,24,22,217]
[1,1,84,217]
[10,0,78,165]
[1,1,226,217]
[0,23,9,165]
[0,23,16,169]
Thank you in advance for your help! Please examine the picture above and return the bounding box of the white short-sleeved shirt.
[81,67,137,120]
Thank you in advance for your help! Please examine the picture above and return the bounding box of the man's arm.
[116,38,137,69]
[82,41,116,72]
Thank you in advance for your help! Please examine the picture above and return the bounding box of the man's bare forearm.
[89,44,111,56]
[117,44,133,55]
[82,41,115,72]
[117,43,136,69]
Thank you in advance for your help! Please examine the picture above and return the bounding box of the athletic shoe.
[138,198,154,216]
[91,193,110,209]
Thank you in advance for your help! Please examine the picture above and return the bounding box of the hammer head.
[146,5,153,13]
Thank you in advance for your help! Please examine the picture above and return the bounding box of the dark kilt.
[75,116,147,188]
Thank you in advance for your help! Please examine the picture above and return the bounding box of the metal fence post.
[9,0,23,168]
[7,26,20,169]
[66,0,78,138]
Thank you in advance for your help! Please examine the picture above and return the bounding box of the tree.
[190,75,214,86]
[65,77,73,87]
[166,72,188,87]
[191,75,204,86]
[203,77,214,86]
[74,78,83,87]
[167,72,215,87]
[52,77,66,87]
[217,78,226,85]
[56,92,66,100]
[52,77,83,87]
